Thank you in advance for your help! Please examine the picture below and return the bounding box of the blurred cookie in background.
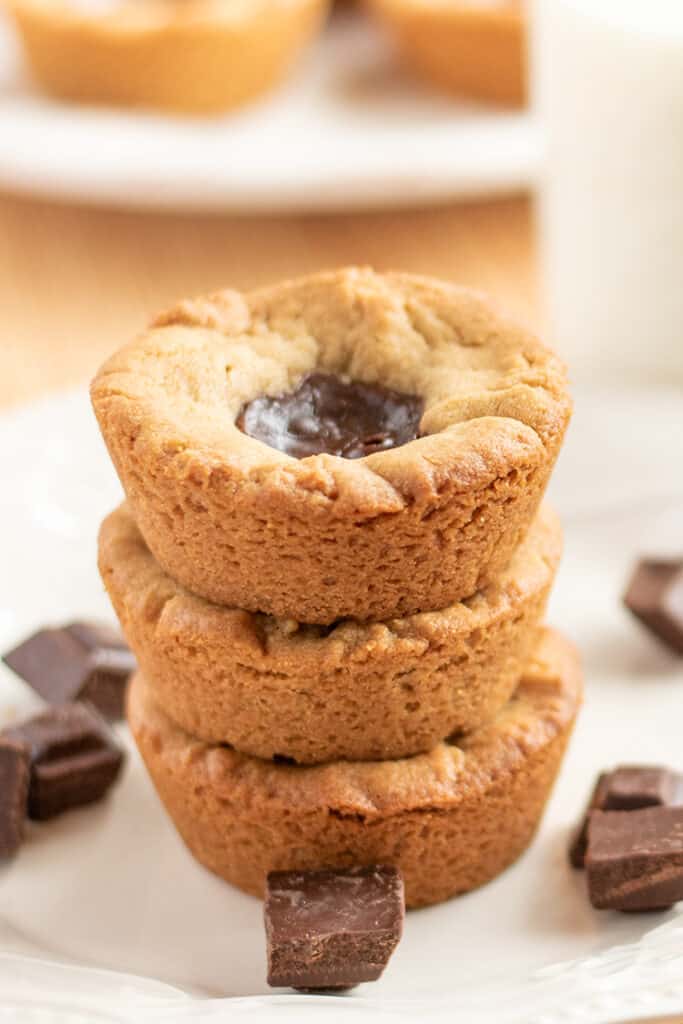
[5,0,330,113]
[366,0,526,107]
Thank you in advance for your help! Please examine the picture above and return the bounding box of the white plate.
[1,386,683,1023]
[0,11,538,212]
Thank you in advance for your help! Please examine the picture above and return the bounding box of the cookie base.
[128,628,581,907]
[101,503,561,763]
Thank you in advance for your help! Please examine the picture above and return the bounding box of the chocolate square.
[586,806,683,911]
[265,866,404,990]
[0,741,30,857]
[2,621,136,720]
[623,559,683,655]
[570,765,681,868]
[2,703,124,821]
[604,765,678,811]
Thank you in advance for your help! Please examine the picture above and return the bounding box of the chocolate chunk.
[265,866,404,990]
[570,766,681,868]
[0,741,30,857]
[605,765,679,810]
[586,806,683,911]
[3,621,136,720]
[2,703,124,821]
[623,559,683,654]
[237,373,423,460]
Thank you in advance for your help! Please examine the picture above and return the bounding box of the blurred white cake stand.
[0,11,538,212]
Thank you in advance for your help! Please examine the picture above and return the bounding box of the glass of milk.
[533,0,683,383]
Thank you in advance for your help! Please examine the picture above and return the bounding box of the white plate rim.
[0,12,540,213]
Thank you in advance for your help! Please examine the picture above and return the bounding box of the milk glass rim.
[537,0,683,38]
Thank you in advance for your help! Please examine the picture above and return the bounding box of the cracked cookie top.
[91,267,571,512]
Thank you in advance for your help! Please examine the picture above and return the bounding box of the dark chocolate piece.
[3,621,136,720]
[237,373,423,460]
[0,741,30,857]
[2,703,124,821]
[265,865,404,990]
[623,559,683,655]
[586,806,683,911]
[570,766,681,868]
[605,765,679,811]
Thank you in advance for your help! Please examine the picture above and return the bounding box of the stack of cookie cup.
[93,268,582,909]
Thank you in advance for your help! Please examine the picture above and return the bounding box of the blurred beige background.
[0,193,537,410]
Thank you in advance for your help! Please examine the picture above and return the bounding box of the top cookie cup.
[91,268,571,624]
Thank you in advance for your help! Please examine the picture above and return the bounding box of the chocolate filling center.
[236,372,423,459]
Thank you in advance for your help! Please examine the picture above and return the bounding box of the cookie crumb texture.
[100,503,561,762]
[128,628,582,907]
[92,269,571,624]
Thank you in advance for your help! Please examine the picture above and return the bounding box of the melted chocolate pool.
[237,372,423,459]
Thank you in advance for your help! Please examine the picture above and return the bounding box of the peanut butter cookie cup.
[128,628,582,908]
[8,0,328,114]
[92,268,571,624]
[368,0,526,107]
[101,503,561,762]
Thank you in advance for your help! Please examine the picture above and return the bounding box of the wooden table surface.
[0,191,537,412]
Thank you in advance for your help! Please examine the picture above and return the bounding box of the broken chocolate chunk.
[623,559,683,655]
[586,806,683,911]
[2,703,124,821]
[3,621,136,720]
[570,765,682,868]
[238,373,424,460]
[604,765,679,811]
[265,865,404,991]
[0,741,30,857]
